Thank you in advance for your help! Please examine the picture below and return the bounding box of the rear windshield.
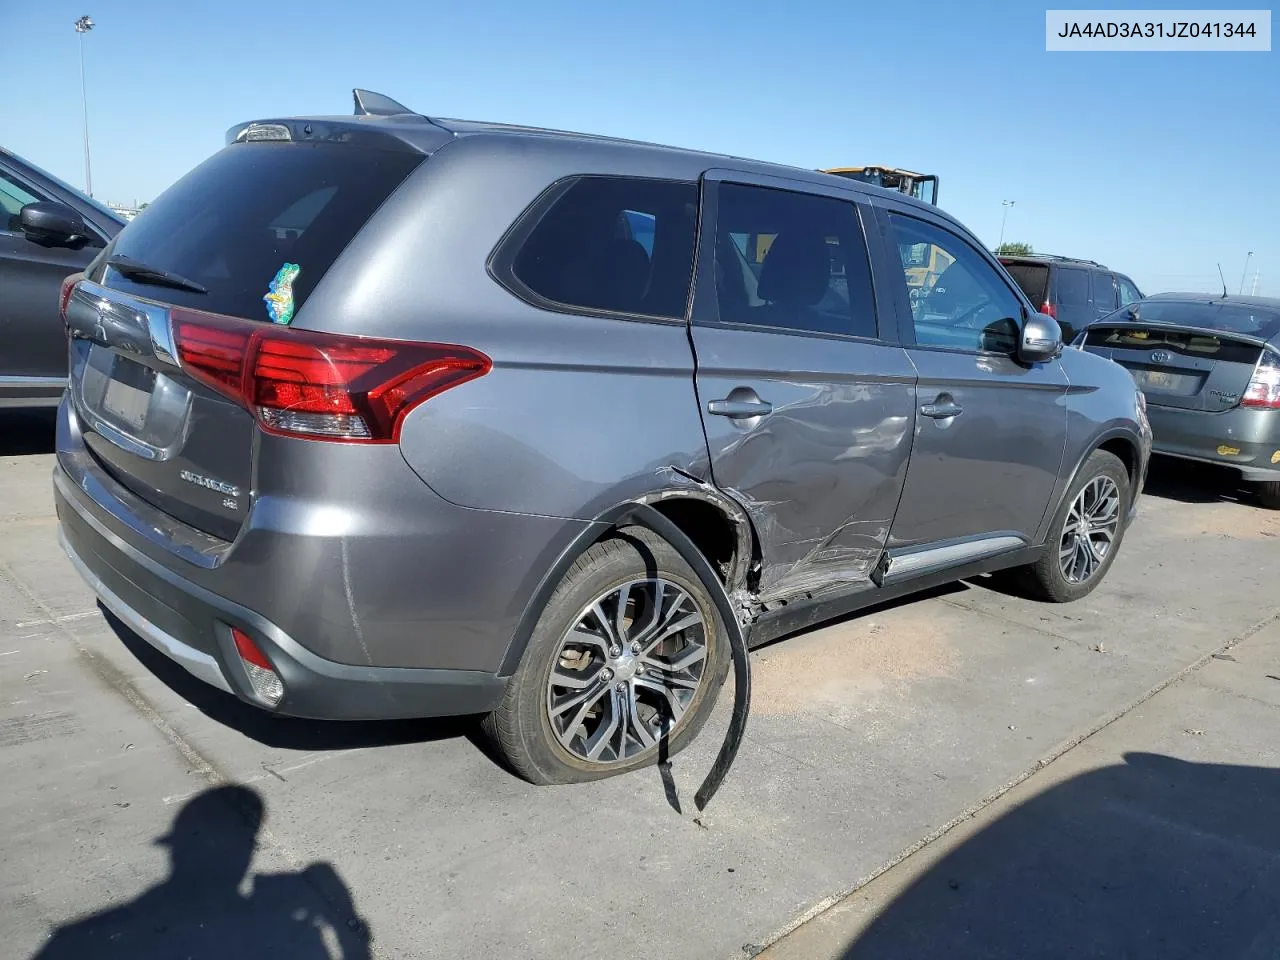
[97,142,423,318]
[1100,300,1280,340]
[1001,261,1049,306]
[1085,325,1263,363]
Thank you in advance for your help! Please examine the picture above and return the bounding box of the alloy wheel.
[545,578,708,764]
[1059,476,1122,584]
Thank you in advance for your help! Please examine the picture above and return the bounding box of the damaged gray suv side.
[54,90,1151,784]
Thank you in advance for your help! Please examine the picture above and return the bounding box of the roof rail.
[1037,253,1106,267]
[352,88,417,117]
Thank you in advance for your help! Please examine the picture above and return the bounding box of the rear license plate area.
[1129,367,1202,397]
[102,358,156,430]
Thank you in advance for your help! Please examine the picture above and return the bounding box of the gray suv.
[53,90,1151,784]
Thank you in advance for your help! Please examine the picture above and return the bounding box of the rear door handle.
[707,398,773,419]
[920,400,963,419]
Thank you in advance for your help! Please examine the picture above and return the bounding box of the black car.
[999,254,1144,342]
[1,146,125,408]
[1079,294,1280,508]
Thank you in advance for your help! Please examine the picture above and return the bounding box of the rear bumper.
[56,467,509,719]
[1146,403,1280,481]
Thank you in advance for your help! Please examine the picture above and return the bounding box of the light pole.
[998,200,1015,249]
[75,15,94,197]
[1239,251,1253,295]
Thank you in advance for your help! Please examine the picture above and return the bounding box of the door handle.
[707,398,773,419]
[920,399,963,419]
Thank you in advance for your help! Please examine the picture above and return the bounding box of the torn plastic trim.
[596,502,751,813]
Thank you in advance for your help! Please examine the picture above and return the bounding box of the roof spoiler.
[353,88,416,117]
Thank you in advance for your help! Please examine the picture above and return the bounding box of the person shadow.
[30,785,371,959]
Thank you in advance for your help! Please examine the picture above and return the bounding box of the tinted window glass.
[712,184,877,338]
[1092,271,1117,310]
[1055,267,1090,306]
[1116,276,1142,306]
[511,176,697,319]
[102,142,423,318]
[1002,261,1049,307]
[888,214,1022,353]
[1105,300,1280,340]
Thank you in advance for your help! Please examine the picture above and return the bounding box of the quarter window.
[887,214,1023,353]
[509,176,698,320]
[0,168,42,232]
[711,183,877,339]
[1055,267,1090,306]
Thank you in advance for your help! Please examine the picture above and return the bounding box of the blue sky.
[3,0,1277,295]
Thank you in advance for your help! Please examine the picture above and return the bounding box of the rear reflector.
[231,627,284,706]
[1243,352,1280,410]
[171,308,491,442]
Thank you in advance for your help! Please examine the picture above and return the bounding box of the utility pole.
[998,200,1015,249]
[75,15,95,197]
[1239,251,1253,295]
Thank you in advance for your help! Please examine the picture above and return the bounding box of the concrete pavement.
[2,409,1278,959]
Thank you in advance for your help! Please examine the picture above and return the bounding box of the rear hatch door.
[65,136,425,541]
[1082,321,1265,412]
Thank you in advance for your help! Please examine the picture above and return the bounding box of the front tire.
[482,527,728,785]
[1015,449,1131,603]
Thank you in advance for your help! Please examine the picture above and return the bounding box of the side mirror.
[1018,312,1063,363]
[19,201,88,247]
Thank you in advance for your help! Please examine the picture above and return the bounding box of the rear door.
[1091,270,1118,320]
[0,160,103,385]
[880,207,1069,554]
[1051,266,1092,341]
[690,171,917,602]
[65,139,424,541]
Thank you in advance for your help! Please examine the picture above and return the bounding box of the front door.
[879,208,1069,555]
[690,173,917,602]
[0,163,100,383]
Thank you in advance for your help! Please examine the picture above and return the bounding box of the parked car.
[999,254,1144,343]
[1078,293,1280,508]
[53,89,1151,785]
[1,146,125,408]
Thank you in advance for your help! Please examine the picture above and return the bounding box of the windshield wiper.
[107,255,208,295]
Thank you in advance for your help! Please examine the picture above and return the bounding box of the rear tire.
[1258,480,1280,510]
[1014,449,1131,603]
[482,527,729,785]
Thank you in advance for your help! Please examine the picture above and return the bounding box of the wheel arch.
[1039,427,1144,545]
[495,487,757,677]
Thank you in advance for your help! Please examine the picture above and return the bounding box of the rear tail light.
[59,274,82,326]
[1242,351,1280,410]
[171,309,491,442]
[231,627,284,706]
[1041,301,1057,320]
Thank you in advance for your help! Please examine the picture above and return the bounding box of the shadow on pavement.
[1142,454,1254,506]
[0,410,57,456]
[103,607,486,755]
[30,784,371,959]
[839,752,1280,959]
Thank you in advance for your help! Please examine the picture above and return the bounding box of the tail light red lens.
[171,309,491,442]
[59,273,82,326]
[231,626,284,706]
[1242,352,1280,410]
[1041,301,1057,320]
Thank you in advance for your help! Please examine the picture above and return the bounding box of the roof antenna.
[352,88,415,117]
[1217,263,1228,299]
